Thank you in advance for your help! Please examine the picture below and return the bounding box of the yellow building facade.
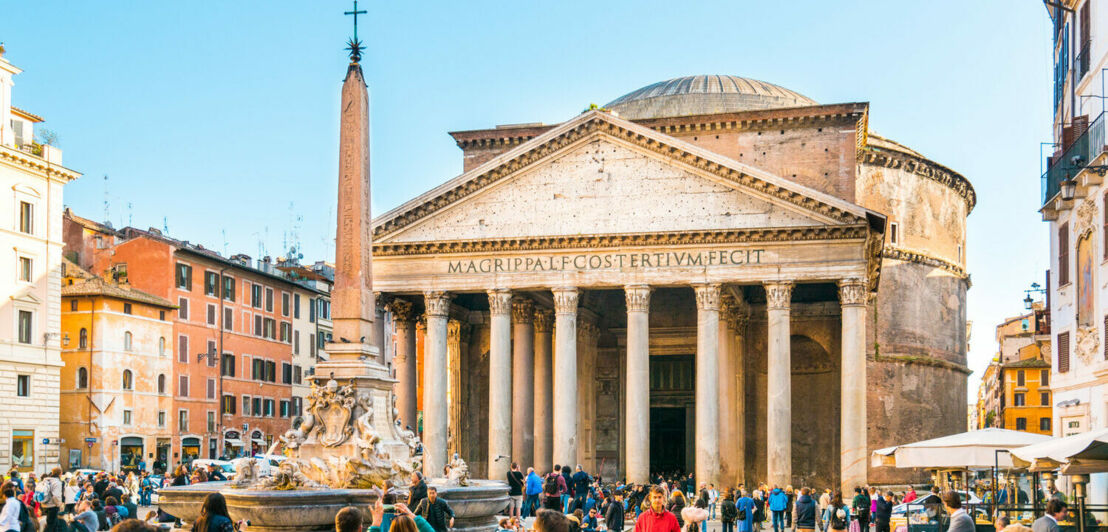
[975,305,1052,435]
[59,260,176,471]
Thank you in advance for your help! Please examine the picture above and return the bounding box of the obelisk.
[328,39,379,365]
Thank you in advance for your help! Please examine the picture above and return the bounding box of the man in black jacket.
[408,472,428,511]
[572,465,591,512]
[793,487,818,532]
[604,491,625,532]
[873,492,894,532]
[415,487,455,532]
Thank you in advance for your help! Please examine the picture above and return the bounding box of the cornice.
[373,224,869,257]
[374,114,867,240]
[861,146,976,212]
[881,246,968,279]
[0,144,80,183]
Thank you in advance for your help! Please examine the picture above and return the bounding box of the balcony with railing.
[1042,112,1106,205]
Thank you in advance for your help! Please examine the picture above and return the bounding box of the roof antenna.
[102,175,110,224]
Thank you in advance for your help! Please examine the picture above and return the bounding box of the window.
[1059,331,1071,373]
[1017,370,1025,387]
[207,411,216,433]
[122,369,133,390]
[254,315,262,336]
[264,399,275,417]
[77,367,88,389]
[18,201,33,234]
[123,410,132,426]
[17,257,31,282]
[17,310,32,344]
[123,303,132,315]
[266,360,276,383]
[79,328,88,349]
[176,263,193,290]
[207,378,216,399]
[222,395,236,415]
[1016,417,1028,431]
[16,375,30,397]
[1014,393,1026,406]
[158,374,166,394]
[252,358,264,381]
[221,353,236,377]
[310,333,316,357]
[242,396,251,416]
[178,297,189,320]
[159,310,165,321]
[293,365,302,385]
[265,318,276,339]
[1042,369,1050,386]
[294,294,301,319]
[11,430,33,470]
[280,322,291,343]
[889,222,899,245]
[1059,222,1070,286]
[178,335,189,363]
[1042,391,1051,406]
[206,340,217,366]
[178,410,189,431]
[207,304,216,325]
[282,293,290,316]
[294,330,300,355]
[292,397,302,416]
[252,284,262,308]
[282,362,292,384]
[320,300,330,320]
[265,288,274,312]
[279,400,289,418]
[252,397,262,417]
[70,300,78,311]
[223,307,233,329]
[222,276,235,301]
[159,336,166,356]
[178,375,189,397]
[158,411,166,427]
[1041,417,1052,432]
[205,272,218,296]
[309,299,316,322]
[123,331,132,351]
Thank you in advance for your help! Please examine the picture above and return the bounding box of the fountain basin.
[158,480,508,532]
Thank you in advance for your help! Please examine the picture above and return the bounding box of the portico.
[372,110,884,489]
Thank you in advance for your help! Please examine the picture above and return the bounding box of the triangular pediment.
[374,110,872,244]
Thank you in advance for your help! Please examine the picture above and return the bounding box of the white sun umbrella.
[1009,427,1108,474]
[872,428,1053,469]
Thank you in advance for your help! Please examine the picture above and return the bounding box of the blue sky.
[2,1,1053,399]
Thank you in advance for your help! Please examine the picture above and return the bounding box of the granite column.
[388,298,418,430]
[552,287,578,468]
[533,310,554,474]
[488,289,513,480]
[423,291,451,477]
[694,284,722,486]
[624,285,651,484]
[512,298,535,468]
[764,281,793,486]
[839,278,868,493]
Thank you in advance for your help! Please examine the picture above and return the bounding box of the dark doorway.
[649,407,687,476]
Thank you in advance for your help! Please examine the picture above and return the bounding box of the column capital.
[415,315,427,332]
[694,283,723,311]
[838,278,868,307]
[448,318,470,342]
[763,282,794,311]
[424,291,451,317]
[488,288,513,316]
[534,309,555,333]
[552,287,579,315]
[625,285,652,313]
[387,298,416,324]
[727,311,750,334]
[511,297,535,324]
[577,314,600,339]
[375,292,387,313]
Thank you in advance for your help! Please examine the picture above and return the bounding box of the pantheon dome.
[604,74,818,120]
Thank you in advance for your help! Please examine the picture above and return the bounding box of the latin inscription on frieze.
[446,249,765,274]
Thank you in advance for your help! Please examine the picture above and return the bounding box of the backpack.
[830,506,847,530]
[18,500,36,532]
[36,478,58,507]
[543,475,558,495]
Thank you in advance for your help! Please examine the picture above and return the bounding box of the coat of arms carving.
[310,376,357,447]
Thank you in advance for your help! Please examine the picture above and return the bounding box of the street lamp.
[1025,282,1046,310]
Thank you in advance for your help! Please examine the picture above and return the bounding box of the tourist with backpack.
[823,492,850,532]
[720,490,738,532]
[735,489,756,532]
[37,468,64,532]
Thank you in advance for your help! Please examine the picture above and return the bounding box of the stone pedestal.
[765,281,793,487]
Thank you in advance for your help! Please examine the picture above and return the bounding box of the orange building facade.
[64,213,325,467]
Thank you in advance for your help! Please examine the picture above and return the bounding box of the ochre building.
[373,75,974,489]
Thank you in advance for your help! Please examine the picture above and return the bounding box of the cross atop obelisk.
[328,0,378,364]
[344,0,367,64]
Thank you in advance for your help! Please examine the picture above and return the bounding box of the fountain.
[157,12,508,531]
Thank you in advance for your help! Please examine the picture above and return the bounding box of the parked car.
[251,454,286,477]
[192,459,236,477]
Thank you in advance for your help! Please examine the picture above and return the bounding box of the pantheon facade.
[371,75,974,490]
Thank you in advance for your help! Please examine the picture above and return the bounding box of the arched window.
[158,374,166,394]
[124,331,132,351]
[158,337,166,356]
[122,369,133,390]
[79,328,88,349]
[77,367,88,389]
